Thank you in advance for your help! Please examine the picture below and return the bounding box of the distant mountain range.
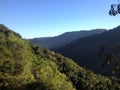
[29,29,106,50]
[30,26,120,76]
[56,26,120,75]
[1,24,120,89]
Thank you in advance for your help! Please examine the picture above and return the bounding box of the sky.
[0,0,120,38]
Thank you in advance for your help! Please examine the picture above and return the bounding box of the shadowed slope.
[30,29,106,50]
[0,24,119,90]
[57,26,120,76]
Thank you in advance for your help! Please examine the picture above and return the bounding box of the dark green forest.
[55,26,120,76]
[0,24,120,90]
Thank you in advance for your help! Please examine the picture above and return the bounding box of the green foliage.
[0,24,75,90]
[0,24,120,90]
[32,44,120,90]
[103,45,120,79]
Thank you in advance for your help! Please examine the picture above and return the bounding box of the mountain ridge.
[29,29,106,50]
[0,24,120,89]
[56,25,120,76]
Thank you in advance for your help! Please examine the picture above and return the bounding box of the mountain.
[102,44,120,78]
[0,24,119,90]
[56,26,120,76]
[29,29,106,50]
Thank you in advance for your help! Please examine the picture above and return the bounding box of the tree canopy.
[0,24,120,89]
[109,1,120,16]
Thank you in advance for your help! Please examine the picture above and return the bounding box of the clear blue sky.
[0,0,120,38]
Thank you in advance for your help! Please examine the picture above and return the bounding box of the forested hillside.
[29,29,106,50]
[56,26,120,76]
[0,24,120,90]
[102,44,120,79]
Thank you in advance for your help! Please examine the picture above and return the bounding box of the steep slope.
[57,26,120,76]
[0,24,75,90]
[29,29,106,50]
[102,44,120,78]
[0,24,119,90]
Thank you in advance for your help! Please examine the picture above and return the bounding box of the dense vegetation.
[102,44,120,79]
[56,26,120,76]
[0,24,120,90]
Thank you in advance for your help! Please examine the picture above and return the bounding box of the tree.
[109,1,120,16]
